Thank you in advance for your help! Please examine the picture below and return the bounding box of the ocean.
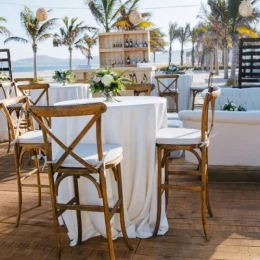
[12,64,100,73]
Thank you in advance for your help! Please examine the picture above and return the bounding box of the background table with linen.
[52,96,168,245]
[152,73,193,111]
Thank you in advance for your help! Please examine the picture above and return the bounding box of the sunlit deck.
[0,142,260,260]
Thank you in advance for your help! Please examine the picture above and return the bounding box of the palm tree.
[0,16,11,37]
[113,0,153,30]
[4,7,57,80]
[86,0,122,32]
[75,31,98,65]
[168,22,178,65]
[207,0,260,81]
[150,28,167,63]
[53,16,95,70]
[191,26,207,67]
[177,23,191,66]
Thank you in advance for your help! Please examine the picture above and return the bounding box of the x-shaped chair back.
[0,83,8,98]
[155,74,179,95]
[0,96,30,141]
[200,86,221,144]
[124,83,155,96]
[18,83,50,107]
[29,103,107,174]
[0,81,18,98]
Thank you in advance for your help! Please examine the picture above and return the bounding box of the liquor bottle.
[125,39,129,48]
[129,38,133,48]
[116,39,119,48]
[126,56,131,65]
[135,41,138,47]
[119,39,122,48]
[112,39,115,48]
[143,41,147,47]
[143,57,146,63]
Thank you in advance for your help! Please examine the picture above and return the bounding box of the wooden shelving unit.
[0,49,13,81]
[98,31,150,67]
[238,38,260,87]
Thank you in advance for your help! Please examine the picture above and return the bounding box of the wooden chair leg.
[205,148,213,217]
[50,179,62,260]
[73,176,82,245]
[175,94,179,113]
[100,167,116,260]
[34,149,42,207]
[116,163,133,251]
[14,145,22,228]
[153,146,162,236]
[165,151,169,209]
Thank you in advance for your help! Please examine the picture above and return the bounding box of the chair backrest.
[201,86,221,144]
[14,78,33,85]
[154,74,179,94]
[124,83,155,96]
[29,103,107,174]
[0,96,30,141]
[0,83,8,98]
[18,83,50,106]
[207,72,214,88]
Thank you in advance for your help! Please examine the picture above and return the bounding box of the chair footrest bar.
[168,170,202,176]
[21,184,49,188]
[109,199,121,220]
[162,184,202,192]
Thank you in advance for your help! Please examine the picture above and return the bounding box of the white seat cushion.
[16,130,44,144]
[167,112,179,120]
[55,143,123,168]
[167,119,183,128]
[156,127,202,145]
[190,85,208,91]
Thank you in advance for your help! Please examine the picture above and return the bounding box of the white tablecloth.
[0,83,91,142]
[52,96,168,245]
[152,74,193,111]
[32,83,91,105]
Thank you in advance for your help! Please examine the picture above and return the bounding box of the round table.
[52,96,168,245]
[31,83,91,105]
[152,74,193,111]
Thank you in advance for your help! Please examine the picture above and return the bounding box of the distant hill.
[11,49,189,68]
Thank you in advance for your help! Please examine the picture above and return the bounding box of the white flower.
[101,74,114,87]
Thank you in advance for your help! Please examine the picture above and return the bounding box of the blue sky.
[0,0,206,61]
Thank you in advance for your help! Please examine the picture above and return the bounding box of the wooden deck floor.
[0,142,260,260]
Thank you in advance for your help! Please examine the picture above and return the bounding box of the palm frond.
[38,18,58,36]
[4,36,29,44]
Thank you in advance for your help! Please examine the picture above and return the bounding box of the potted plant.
[52,70,76,85]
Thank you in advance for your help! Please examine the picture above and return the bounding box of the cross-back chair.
[0,96,48,227]
[29,103,133,260]
[155,74,179,112]
[153,86,221,241]
[191,72,214,110]
[18,83,50,128]
[124,83,155,96]
[14,77,33,85]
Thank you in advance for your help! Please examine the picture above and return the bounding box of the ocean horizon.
[12,64,100,73]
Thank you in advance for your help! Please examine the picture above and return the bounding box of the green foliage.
[226,77,238,86]
[164,64,186,74]
[52,70,76,84]
[221,99,247,111]
[0,71,10,81]
[89,67,131,95]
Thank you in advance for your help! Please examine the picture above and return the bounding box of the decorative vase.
[103,90,114,102]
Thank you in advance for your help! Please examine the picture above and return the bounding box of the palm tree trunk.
[153,51,156,63]
[69,47,72,70]
[33,44,37,80]
[168,43,172,66]
[180,43,184,66]
[87,56,90,66]
[210,50,214,73]
[231,34,238,80]
[191,42,195,67]
[214,40,219,76]
[224,43,229,79]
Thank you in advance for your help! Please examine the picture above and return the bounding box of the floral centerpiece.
[52,70,76,85]
[89,68,130,102]
[221,99,247,111]
[0,71,10,82]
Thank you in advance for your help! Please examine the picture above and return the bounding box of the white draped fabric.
[152,74,193,111]
[31,83,91,105]
[52,96,168,245]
